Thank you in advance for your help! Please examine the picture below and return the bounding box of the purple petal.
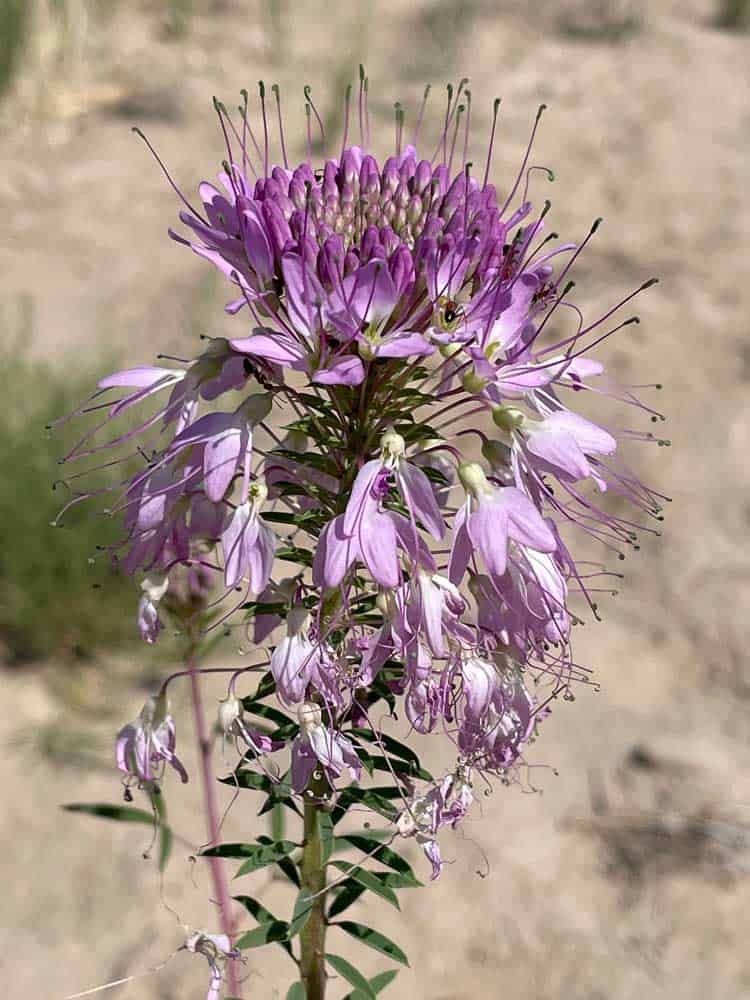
[203,423,245,502]
[501,487,557,552]
[468,503,510,577]
[389,511,437,573]
[343,460,382,535]
[312,354,365,386]
[398,461,445,539]
[221,503,259,588]
[448,503,472,585]
[360,512,400,588]
[229,331,305,366]
[376,331,435,359]
[312,515,360,589]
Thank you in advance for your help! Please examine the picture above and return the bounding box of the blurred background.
[1,1,749,997]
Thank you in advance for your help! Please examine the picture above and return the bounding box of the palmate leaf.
[326,954,377,1000]
[333,921,409,966]
[63,801,173,872]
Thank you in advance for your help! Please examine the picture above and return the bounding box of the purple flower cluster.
[60,78,666,874]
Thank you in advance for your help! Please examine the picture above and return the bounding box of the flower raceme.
[58,75,667,882]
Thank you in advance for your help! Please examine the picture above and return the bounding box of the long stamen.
[272,83,289,169]
[482,97,501,188]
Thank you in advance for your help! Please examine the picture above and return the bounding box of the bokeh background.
[1,1,749,997]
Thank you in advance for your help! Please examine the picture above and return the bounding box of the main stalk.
[300,800,328,999]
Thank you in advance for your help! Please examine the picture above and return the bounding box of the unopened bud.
[248,478,268,506]
[462,371,489,394]
[218,695,244,734]
[241,391,274,426]
[287,605,311,636]
[298,701,322,733]
[141,690,169,729]
[481,438,511,469]
[438,341,462,359]
[458,461,492,499]
[141,572,169,603]
[381,429,405,462]
[491,405,525,433]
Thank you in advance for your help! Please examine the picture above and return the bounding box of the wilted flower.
[115,692,188,787]
[184,930,239,1000]
[397,765,474,879]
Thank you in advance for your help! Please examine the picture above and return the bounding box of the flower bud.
[481,438,511,470]
[248,478,268,506]
[218,695,244,734]
[491,404,525,433]
[381,429,405,463]
[461,370,489,394]
[438,341,462,359]
[297,701,322,733]
[458,461,492,499]
[241,391,274,426]
[287,604,311,636]
[141,572,169,603]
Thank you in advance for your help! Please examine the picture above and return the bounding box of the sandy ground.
[1,1,750,998]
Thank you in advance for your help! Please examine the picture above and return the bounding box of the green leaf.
[346,969,399,999]
[349,729,421,768]
[331,786,402,825]
[255,834,301,886]
[334,921,409,966]
[276,544,314,567]
[202,839,297,859]
[288,888,314,938]
[319,811,335,865]
[329,862,400,909]
[63,800,173,873]
[63,803,155,824]
[242,701,295,728]
[335,835,420,884]
[147,787,173,873]
[235,920,290,949]
[326,953,376,1000]
[327,880,366,919]
[234,895,294,957]
[286,985,306,1000]
[369,754,433,782]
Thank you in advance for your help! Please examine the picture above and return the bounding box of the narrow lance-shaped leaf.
[326,954,377,1000]
[345,969,400,1000]
[233,895,294,958]
[333,920,409,965]
[329,861,400,909]
[288,888,314,938]
[327,880,366,920]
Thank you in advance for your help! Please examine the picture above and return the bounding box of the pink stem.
[187,648,243,998]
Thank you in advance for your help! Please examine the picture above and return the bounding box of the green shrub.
[0,0,30,94]
[0,353,139,663]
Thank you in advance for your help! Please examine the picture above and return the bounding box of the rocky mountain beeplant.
[56,71,667,1000]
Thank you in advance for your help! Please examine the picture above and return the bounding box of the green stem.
[300,800,327,999]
